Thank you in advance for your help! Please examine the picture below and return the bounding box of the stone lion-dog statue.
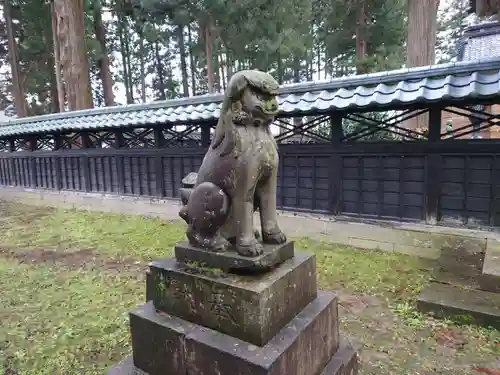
[179,70,287,257]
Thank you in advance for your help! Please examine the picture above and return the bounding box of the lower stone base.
[106,291,358,375]
[417,281,500,329]
[106,342,358,375]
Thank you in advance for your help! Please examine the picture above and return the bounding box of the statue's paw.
[262,229,287,244]
[236,238,264,257]
[227,231,260,246]
[208,236,230,252]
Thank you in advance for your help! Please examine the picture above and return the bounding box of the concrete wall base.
[1,186,499,260]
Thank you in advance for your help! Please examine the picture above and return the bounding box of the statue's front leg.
[256,170,287,244]
[232,196,263,257]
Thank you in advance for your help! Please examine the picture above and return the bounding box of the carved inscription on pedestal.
[155,273,197,315]
[207,287,238,326]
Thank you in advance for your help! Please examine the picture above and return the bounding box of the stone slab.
[320,341,359,375]
[119,291,340,375]
[106,341,357,375]
[183,291,339,375]
[129,302,196,375]
[106,356,147,375]
[480,239,500,293]
[149,252,317,346]
[174,241,295,272]
[417,282,500,330]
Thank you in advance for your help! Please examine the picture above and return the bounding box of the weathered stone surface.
[181,172,198,187]
[106,356,147,375]
[185,291,339,375]
[174,241,294,272]
[320,341,358,375]
[149,252,317,346]
[129,303,195,375]
[480,239,500,293]
[178,70,288,257]
[145,268,154,302]
[436,240,485,279]
[107,345,359,375]
[417,282,500,329]
[107,292,348,375]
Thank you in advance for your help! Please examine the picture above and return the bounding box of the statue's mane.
[211,70,279,157]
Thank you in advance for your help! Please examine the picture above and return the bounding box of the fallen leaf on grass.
[472,368,500,375]
[339,295,368,316]
[433,328,467,349]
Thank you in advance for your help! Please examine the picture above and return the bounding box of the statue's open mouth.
[255,105,278,117]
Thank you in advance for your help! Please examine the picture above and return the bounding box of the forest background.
[0,0,480,120]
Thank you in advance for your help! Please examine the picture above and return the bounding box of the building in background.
[441,9,500,139]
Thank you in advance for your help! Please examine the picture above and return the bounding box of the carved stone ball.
[181,172,198,188]
[183,182,230,236]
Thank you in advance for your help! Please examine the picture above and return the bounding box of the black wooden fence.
[1,140,499,228]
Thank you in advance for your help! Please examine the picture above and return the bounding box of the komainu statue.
[179,70,287,257]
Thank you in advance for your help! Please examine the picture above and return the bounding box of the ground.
[0,201,498,375]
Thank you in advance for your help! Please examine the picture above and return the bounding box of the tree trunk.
[177,25,190,97]
[138,26,146,103]
[4,0,28,117]
[475,0,500,17]
[405,0,439,131]
[204,22,215,94]
[187,23,197,96]
[226,52,233,84]
[54,0,93,110]
[219,53,226,90]
[51,2,66,111]
[213,43,220,92]
[93,2,115,106]
[124,31,134,103]
[407,0,439,67]
[117,13,134,104]
[154,40,166,100]
[277,52,283,84]
[355,1,367,74]
[316,43,321,81]
[46,2,60,113]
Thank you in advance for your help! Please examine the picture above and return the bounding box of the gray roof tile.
[1,58,500,137]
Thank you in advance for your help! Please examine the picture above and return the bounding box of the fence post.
[7,139,16,186]
[114,129,125,194]
[425,107,442,224]
[154,126,165,197]
[81,131,91,192]
[28,136,37,188]
[329,113,344,215]
[53,134,62,190]
[201,123,211,148]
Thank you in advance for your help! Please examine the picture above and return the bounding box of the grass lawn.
[0,201,498,375]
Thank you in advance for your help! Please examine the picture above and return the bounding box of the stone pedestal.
[106,241,358,375]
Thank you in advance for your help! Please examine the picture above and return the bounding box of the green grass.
[0,261,141,375]
[0,202,498,375]
[1,205,430,299]
[1,206,185,260]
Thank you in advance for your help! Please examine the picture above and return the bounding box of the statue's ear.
[226,73,249,103]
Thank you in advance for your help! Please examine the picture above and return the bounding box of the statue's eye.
[258,92,271,101]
